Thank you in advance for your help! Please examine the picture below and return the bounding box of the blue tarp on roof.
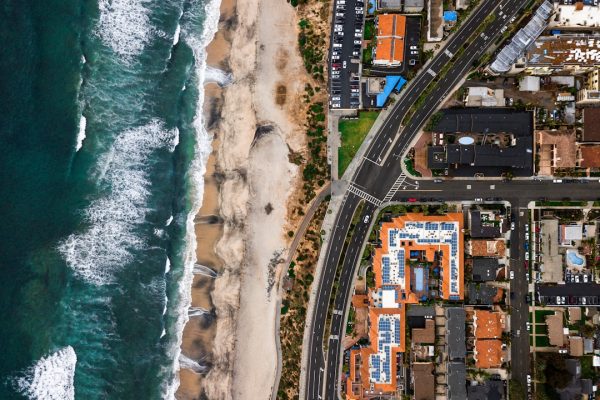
[376,76,407,107]
[443,11,458,22]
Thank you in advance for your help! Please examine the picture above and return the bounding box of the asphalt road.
[303,0,558,398]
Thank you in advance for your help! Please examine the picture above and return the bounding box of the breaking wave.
[96,0,154,61]
[204,66,232,86]
[13,347,77,400]
[58,120,178,285]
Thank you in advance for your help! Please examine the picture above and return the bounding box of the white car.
[355,7,364,12]
[331,96,341,102]
[474,198,483,202]
[354,40,362,45]
[363,215,370,224]
[510,270,515,279]
[584,275,589,283]
[575,275,580,283]
[354,32,362,38]
[333,43,342,48]
[511,222,515,231]
[343,60,347,68]
[331,103,341,108]
[582,297,587,305]
[527,375,532,384]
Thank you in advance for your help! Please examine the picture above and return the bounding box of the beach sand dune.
[176,0,308,395]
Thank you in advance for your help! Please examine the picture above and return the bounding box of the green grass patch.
[581,355,597,380]
[535,335,550,347]
[536,201,587,207]
[364,20,375,41]
[534,324,548,334]
[404,158,422,177]
[338,111,379,176]
[535,309,555,323]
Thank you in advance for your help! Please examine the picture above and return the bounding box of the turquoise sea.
[0,0,218,398]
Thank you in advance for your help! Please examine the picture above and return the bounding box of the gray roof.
[407,305,435,318]
[565,359,581,378]
[581,379,593,395]
[447,362,467,400]
[470,211,502,239]
[584,338,594,354]
[468,283,499,305]
[404,0,424,8]
[490,0,553,73]
[472,257,499,281]
[467,380,505,400]
[446,308,466,360]
[432,109,533,138]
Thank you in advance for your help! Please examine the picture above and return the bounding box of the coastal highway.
[303,0,538,398]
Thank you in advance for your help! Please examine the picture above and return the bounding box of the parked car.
[433,178,443,183]
[511,222,515,231]
[408,198,417,202]
[510,270,515,279]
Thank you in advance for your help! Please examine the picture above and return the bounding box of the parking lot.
[329,0,364,109]
[538,283,600,306]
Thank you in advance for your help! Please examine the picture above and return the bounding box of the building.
[489,1,553,74]
[469,210,505,239]
[427,109,534,177]
[578,71,600,105]
[546,311,566,347]
[536,129,578,176]
[374,14,406,67]
[465,87,505,107]
[469,239,506,257]
[412,362,435,400]
[468,283,503,305]
[427,0,443,42]
[583,108,600,142]
[472,258,500,282]
[346,213,464,399]
[519,76,541,92]
[446,308,466,360]
[560,224,583,245]
[579,145,600,170]
[473,310,505,369]
[520,35,600,75]
[447,362,467,399]
[569,336,584,357]
[403,0,424,12]
[467,380,505,400]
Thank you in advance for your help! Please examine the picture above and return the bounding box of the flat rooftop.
[526,35,600,68]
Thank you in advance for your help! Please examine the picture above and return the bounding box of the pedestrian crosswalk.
[347,184,382,206]
[382,174,407,203]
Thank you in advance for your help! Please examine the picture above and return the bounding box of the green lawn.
[581,355,597,380]
[535,309,555,323]
[338,111,379,176]
[534,324,548,334]
[364,20,375,41]
[535,335,550,347]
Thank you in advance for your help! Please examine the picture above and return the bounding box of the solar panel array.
[383,219,461,297]
[369,314,401,384]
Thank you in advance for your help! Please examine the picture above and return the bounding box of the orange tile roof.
[470,240,506,257]
[374,14,406,65]
[475,339,503,369]
[374,213,464,301]
[474,310,503,339]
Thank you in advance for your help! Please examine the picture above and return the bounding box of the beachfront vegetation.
[338,111,379,176]
[278,198,329,400]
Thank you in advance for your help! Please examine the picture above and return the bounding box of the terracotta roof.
[584,108,600,142]
[546,311,565,347]
[580,145,600,168]
[374,14,406,65]
[474,310,503,339]
[536,129,577,169]
[412,362,435,400]
[475,339,503,369]
[470,240,506,257]
[570,336,584,357]
[412,318,435,344]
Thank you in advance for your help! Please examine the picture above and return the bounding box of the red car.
[408,198,417,202]
[524,260,529,270]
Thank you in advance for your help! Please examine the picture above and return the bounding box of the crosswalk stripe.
[347,184,382,206]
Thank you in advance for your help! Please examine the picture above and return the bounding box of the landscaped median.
[338,111,379,177]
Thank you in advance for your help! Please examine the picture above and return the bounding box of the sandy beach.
[176,0,310,396]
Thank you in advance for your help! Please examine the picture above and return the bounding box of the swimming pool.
[567,250,585,266]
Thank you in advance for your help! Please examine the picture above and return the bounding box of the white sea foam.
[58,120,178,285]
[163,0,222,397]
[96,0,153,61]
[165,257,171,273]
[14,346,77,400]
[204,66,232,87]
[178,354,206,374]
[188,306,208,317]
[173,24,181,46]
[165,215,174,226]
[76,115,86,152]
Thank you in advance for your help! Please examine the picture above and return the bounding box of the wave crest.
[13,346,77,400]
[96,0,154,61]
[58,120,178,285]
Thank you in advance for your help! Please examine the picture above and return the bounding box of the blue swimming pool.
[414,268,424,291]
[567,250,585,266]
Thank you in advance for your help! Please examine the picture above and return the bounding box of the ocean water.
[0,0,219,398]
